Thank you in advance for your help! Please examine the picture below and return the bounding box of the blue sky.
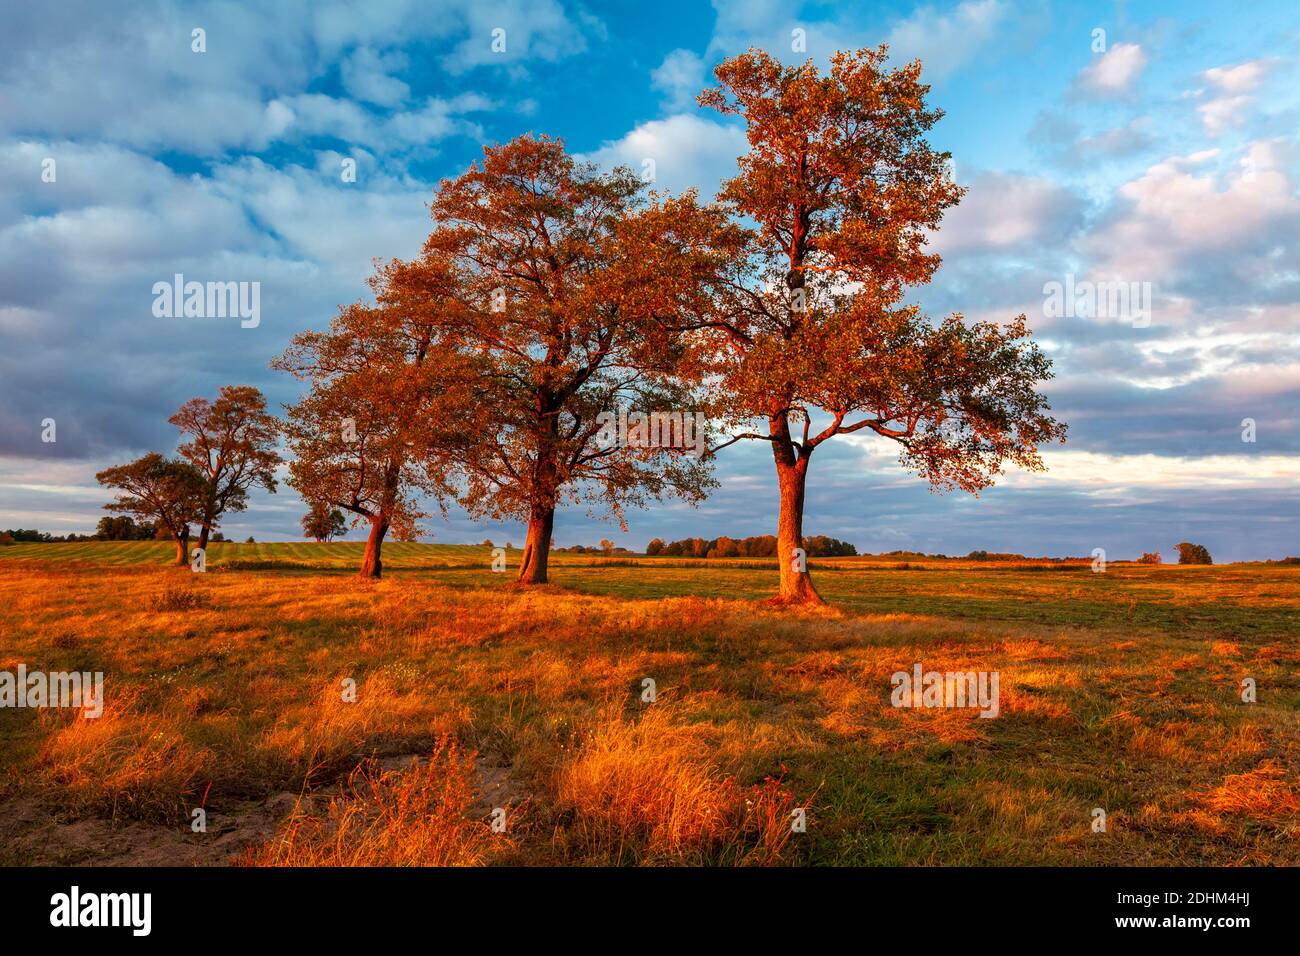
[2,0,1298,560]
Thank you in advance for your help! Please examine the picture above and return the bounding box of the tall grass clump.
[245,736,495,866]
[555,704,804,865]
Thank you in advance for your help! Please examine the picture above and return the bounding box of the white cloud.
[1085,142,1300,283]
[885,0,1005,79]
[930,172,1082,256]
[1197,59,1272,137]
[265,92,491,151]
[1203,60,1270,95]
[207,157,432,271]
[0,0,583,154]
[1020,450,1300,490]
[839,432,1300,491]
[707,0,1003,79]
[652,49,707,111]
[340,46,411,107]
[579,114,747,198]
[440,0,593,73]
[1077,42,1147,95]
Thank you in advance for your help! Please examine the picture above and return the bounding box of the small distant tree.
[0,532,14,546]
[96,454,207,565]
[645,538,665,556]
[302,502,348,543]
[170,385,282,553]
[1138,551,1162,564]
[245,536,255,544]
[1175,542,1213,565]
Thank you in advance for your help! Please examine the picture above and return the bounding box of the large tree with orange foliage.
[697,48,1066,604]
[273,257,462,578]
[421,134,726,584]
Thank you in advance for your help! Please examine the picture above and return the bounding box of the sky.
[1,0,1298,561]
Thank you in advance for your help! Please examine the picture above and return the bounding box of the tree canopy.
[170,385,281,552]
[413,133,725,583]
[692,47,1067,603]
[95,453,208,565]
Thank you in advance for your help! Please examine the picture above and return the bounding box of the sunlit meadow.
[1,543,1296,866]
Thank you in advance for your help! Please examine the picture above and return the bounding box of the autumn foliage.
[692,48,1066,603]
[100,45,1067,604]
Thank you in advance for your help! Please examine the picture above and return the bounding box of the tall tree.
[697,48,1067,604]
[421,134,723,584]
[273,259,462,578]
[96,454,207,565]
[170,385,281,554]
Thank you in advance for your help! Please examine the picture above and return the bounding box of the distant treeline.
[553,544,635,555]
[0,518,228,544]
[646,535,858,558]
[4,527,1257,566]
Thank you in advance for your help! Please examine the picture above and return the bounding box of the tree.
[301,502,348,543]
[274,260,461,579]
[1138,551,1162,564]
[170,385,281,554]
[94,515,156,540]
[419,134,723,585]
[804,535,857,557]
[695,48,1067,604]
[96,454,207,565]
[1175,542,1213,565]
[645,537,665,556]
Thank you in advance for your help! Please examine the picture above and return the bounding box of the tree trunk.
[173,528,189,567]
[771,425,823,606]
[359,515,389,579]
[518,414,560,586]
[196,523,211,555]
[516,506,554,585]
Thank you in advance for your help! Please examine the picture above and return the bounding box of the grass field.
[1,542,1297,866]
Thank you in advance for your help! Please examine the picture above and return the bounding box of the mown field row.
[3,541,1297,638]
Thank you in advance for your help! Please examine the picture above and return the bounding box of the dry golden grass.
[1195,760,1299,821]
[1,549,1297,866]
[34,685,215,823]
[554,702,802,865]
[243,737,494,866]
